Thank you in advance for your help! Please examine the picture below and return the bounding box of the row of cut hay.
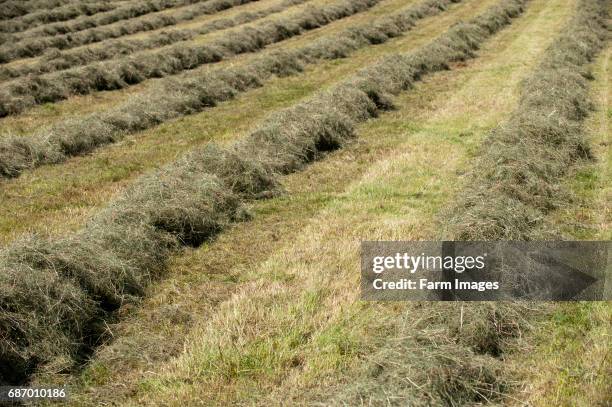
[0,0,527,385]
[2,0,206,38]
[0,0,308,80]
[0,1,119,33]
[0,0,463,178]
[0,0,100,20]
[446,0,608,240]
[0,0,234,57]
[315,303,532,406]
[0,0,384,115]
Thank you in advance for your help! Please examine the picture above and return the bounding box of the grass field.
[0,0,609,405]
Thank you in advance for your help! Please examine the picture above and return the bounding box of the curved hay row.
[446,0,608,240]
[0,0,308,80]
[0,0,382,115]
[0,0,527,386]
[0,0,462,178]
[0,0,244,61]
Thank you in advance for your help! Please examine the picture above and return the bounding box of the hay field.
[0,0,609,405]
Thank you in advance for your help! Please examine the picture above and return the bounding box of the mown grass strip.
[0,1,120,33]
[446,0,608,240]
[0,0,382,115]
[0,0,461,178]
[0,0,527,386]
[0,0,249,62]
[0,0,308,80]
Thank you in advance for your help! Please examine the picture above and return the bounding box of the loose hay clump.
[0,258,97,385]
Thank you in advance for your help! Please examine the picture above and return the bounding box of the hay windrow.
[0,0,528,384]
[0,0,309,80]
[0,0,385,114]
[0,0,465,178]
[446,0,608,240]
[0,0,256,62]
[310,303,531,406]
